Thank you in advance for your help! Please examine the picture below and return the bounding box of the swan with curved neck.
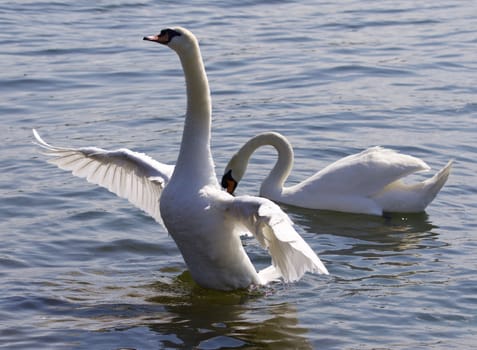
[33,28,328,291]
[222,132,452,216]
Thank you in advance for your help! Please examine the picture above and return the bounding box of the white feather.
[228,195,328,283]
[223,132,452,215]
[35,27,328,291]
[33,129,173,225]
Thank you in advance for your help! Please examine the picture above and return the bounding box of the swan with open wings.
[34,27,328,291]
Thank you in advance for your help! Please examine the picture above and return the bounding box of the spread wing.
[228,195,328,283]
[33,129,174,225]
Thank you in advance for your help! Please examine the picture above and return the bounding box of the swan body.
[222,132,452,216]
[34,27,327,291]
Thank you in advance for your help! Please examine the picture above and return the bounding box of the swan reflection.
[145,274,313,349]
[284,206,448,297]
[287,205,437,246]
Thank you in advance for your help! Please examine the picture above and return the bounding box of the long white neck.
[173,42,217,187]
[235,132,294,198]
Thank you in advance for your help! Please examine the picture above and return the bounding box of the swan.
[221,132,453,216]
[33,27,328,291]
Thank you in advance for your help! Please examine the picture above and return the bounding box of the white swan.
[222,132,453,216]
[33,27,328,291]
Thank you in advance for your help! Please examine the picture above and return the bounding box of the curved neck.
[239,132,294,197]
[173,43,217,186]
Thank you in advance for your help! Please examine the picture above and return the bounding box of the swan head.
[143,27,198,54]
[221,154,245,195]
[222,169,238,195]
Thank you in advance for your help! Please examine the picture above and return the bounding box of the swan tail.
[376,160,453,213]
[418,159,453,208]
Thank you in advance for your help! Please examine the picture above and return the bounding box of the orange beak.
[143,32,169,44]
[225,178,237,194]
[221,170,238,195]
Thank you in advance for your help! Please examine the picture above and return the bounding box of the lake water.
[1,1,476,349]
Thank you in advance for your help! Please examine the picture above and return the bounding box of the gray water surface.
[1,1,476,349]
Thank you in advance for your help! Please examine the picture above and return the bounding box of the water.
[1,1,476,349]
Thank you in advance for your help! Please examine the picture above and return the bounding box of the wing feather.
[228,195,328,283]
[33,129,174,225]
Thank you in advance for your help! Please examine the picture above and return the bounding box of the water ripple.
[1,0,475,348]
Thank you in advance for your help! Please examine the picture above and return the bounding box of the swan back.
[304,146,431,195]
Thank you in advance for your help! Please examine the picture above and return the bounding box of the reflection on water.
[3,199,450,349]
[288,205,438,248]
[18,270,313,349]
[146,273,313,349]
[286,206,449,301]
[1,0,475,347]
[290,206,445,263]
